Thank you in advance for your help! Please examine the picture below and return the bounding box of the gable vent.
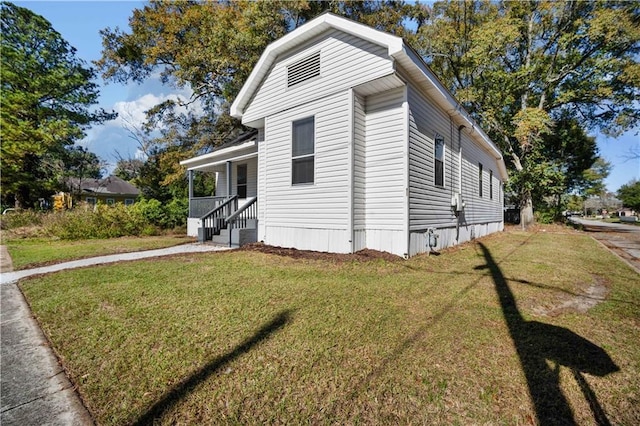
[287,52,320,87]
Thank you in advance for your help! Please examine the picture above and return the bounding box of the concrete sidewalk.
[1,243,230,425]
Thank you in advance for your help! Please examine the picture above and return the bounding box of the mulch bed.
[239,242,403,263]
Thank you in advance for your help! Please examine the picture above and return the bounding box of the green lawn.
[4,235,195,270]
[19,230,640,425]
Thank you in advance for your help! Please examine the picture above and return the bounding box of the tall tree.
[96,0,423,187]
[416,0,639,226]
[113,157,144,182]
[1,2,115,208]
[617,180,640,211]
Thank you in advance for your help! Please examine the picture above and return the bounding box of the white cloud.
[134,148,147,161]
[78,74,206,176]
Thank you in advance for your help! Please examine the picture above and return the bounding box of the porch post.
[187,169,193,217]
[226,160,233,197]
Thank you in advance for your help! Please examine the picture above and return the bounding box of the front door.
[237,164,247,198]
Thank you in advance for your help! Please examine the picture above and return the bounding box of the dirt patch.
[239,242,403,263]
[531,275,610,317]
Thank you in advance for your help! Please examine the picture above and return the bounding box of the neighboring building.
[617,208,636,217]
[67,175,140,206]
[584,194,622,216]
[181,13,507,257]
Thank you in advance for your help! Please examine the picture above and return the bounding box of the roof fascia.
[180,140,256,167]
[187,152,258,172]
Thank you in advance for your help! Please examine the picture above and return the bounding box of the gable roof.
[230,12,507,181]
[67,175,140,197]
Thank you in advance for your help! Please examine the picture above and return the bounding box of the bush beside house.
[1,198,188,240]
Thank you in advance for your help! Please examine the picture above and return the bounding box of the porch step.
[211,228,229,245]
[209,227,258,246]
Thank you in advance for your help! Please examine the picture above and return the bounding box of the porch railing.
[189,196,229,218]
[200,195,238,241]
[226,197,258,246]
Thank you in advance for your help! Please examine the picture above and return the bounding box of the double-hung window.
[292,116,315,185]
[489,170,493,200]
[479,163,484,197]
[434,135,445,187]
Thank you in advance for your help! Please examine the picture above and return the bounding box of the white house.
[181,12,508,257]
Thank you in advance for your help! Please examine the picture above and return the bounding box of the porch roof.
[180,139,258,172]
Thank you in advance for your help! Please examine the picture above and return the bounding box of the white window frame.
[489,170,493,200]
[124,199,134,206]
[434,134,445,187]
[479,163,484,197]
[291,116,315,185]
[86,197,96,205]
[106,198,115,205]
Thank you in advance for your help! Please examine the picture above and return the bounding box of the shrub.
[534,209,556,224]
[132,199,166,227]
[0,209,43,230]
[163,198,188,228]
[2,198,188,240]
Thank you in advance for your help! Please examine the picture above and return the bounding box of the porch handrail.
[227,197,258,246]
[226,196,257,222]
[189,196,228,218]
[200,195,238,240]
[199,195,237,220]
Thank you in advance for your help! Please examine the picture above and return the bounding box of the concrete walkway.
[0,243,230,425]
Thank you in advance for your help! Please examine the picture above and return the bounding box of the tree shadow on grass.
[132,309,293,425]
[476,243,619,425]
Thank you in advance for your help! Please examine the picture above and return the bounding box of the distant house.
[181,13,507,257]
[617,208,636,217]
[67,175,140,206]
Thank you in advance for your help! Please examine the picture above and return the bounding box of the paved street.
[569,217,640,273]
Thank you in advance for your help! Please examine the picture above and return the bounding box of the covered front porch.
[180,131,259,246]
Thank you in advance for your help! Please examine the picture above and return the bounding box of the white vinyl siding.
[243,29,393,125]
[459,131,503,224]
[363,87,406,231]
[408,85,458,230]
[262,91,351,242]
[215,172,227,197]
[257,127,267,239]
[353,93,366,233]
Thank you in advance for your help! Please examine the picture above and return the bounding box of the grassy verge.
[20,230,640,425]
[4,235,195,270]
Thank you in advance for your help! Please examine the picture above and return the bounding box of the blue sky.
[14,1,640,193]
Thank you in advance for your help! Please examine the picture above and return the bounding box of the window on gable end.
[287,52,320,88]
[292,116,315,185]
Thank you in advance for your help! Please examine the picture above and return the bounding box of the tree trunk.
[520,193,535,229]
